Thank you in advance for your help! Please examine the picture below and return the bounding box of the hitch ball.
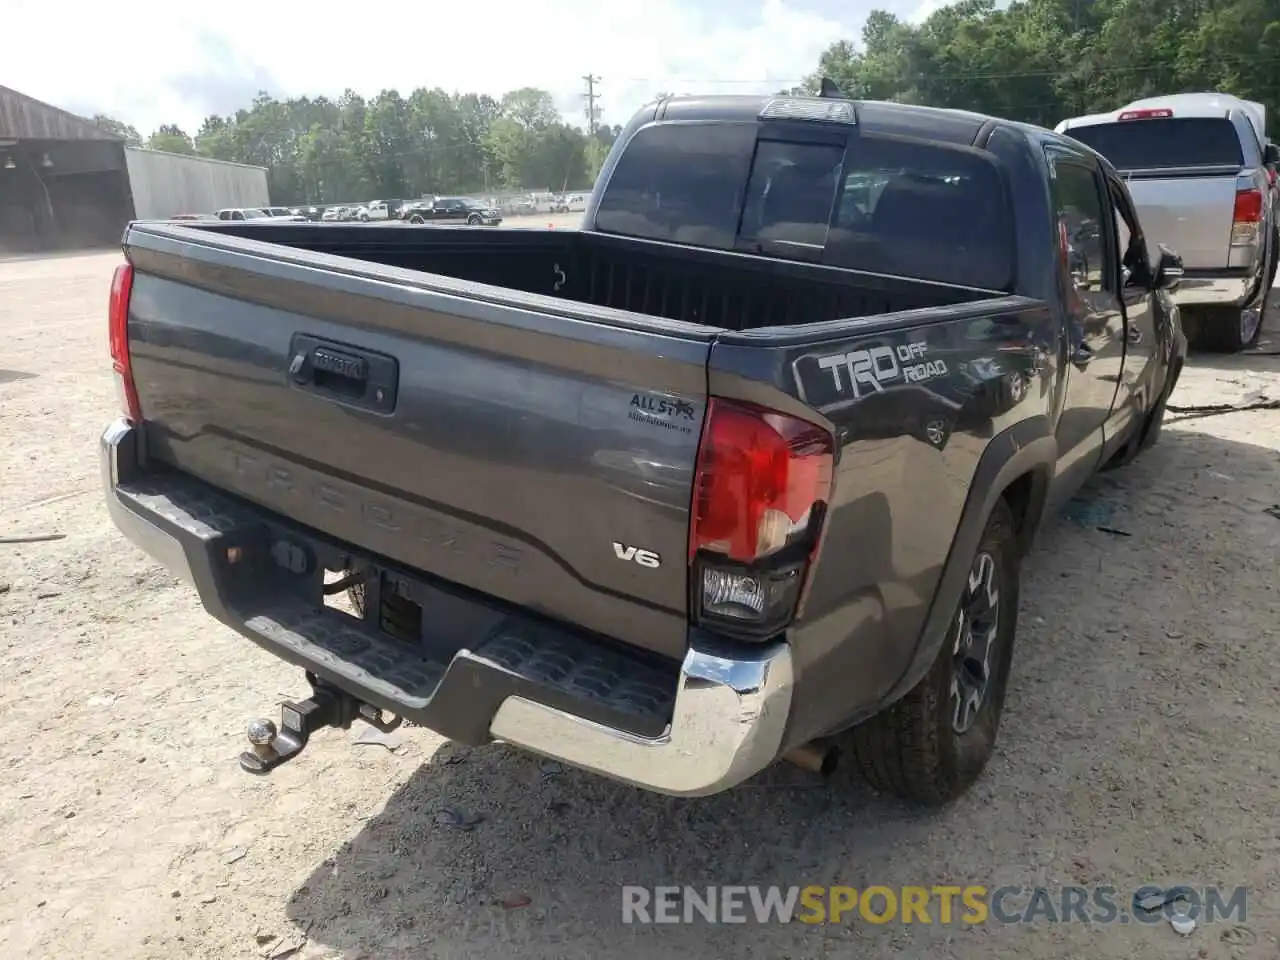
[247,718,278,746]
[240,718,281,775]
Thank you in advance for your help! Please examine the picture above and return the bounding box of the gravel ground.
[2,250,1278,960]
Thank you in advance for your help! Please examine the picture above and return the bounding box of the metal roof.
[0,85,121,141]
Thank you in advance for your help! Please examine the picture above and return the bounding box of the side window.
[738,139,844,249]
[595,122,756,249]
[825,137,1016,290]
[1049,159,1107,294]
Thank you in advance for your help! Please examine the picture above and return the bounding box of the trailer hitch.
[239,685,403,775]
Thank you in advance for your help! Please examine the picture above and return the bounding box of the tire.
[347,579,365,617]
[849,498,1020,806]
[1185,297,1267,354]
[409,215,425,225]
[1266,229,1279,290]
[467,215,482,226]
[1137,357,1182,454]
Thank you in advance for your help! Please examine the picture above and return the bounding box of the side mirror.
[1155,247,1183,290]
[1264,142,1280,166]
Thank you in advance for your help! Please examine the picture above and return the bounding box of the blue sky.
[4,0,940,135]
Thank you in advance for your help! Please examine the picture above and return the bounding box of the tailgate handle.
[288,335,399,414]
[294,346,368,386]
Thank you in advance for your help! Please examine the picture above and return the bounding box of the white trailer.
[124,147,269,219]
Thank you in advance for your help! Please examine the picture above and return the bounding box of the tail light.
[689,398,835,639]
[1231,187,1263,247]
[109,263,141,422]
[1117,108,1173,121]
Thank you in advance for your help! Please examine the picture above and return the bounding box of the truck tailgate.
[1124,173,1240,269]
[123,224,717,661]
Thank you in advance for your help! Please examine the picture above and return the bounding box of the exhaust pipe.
[783,739,839,777]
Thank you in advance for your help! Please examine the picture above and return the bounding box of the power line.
[582,74,601,136]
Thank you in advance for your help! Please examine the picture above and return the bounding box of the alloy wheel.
[950,550,1001,734]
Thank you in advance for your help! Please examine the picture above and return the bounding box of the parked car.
[1057,92,1279,352]
[216,207,307,223]
[357,200,402,221]
[548,194,588,214]
[103,91,1184,808]
[320,207,346,222]
[400,197,502,226]
[290,206,323,221]
[262,206,295,218]
[168,213,219,222]
[215,207,270,221]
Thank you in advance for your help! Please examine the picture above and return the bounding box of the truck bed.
[176,220,993,329]
[120,220,1014,665]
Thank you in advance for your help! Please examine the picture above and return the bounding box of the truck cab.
[1057,92,1279,352]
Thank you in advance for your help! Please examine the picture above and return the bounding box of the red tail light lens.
[689,398,835,637]
[109,263,141,422]
[1117,108,1173,121]
[1233,188,1263,223]
[1230,187,1263,247]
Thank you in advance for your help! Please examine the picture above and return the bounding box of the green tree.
[178,84,610,203]
[147,124,195,154]
[807,0,1280,129]
[92,114,142,146]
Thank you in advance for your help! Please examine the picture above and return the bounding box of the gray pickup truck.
[103,93,1185,806]
[1057,93,1279,353]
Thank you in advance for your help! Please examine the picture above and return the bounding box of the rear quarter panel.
[709,296,1059,744]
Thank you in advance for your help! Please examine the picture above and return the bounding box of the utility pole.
[582,74,601,136]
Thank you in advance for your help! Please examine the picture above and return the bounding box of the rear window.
[1066,118,1244,170]
[596,121,1014,290]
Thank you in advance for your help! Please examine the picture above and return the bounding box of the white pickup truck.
[1058,92,1279,352]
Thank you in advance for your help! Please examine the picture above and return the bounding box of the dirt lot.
[2,251,1278,960]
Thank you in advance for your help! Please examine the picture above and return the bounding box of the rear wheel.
[1185,287,1269,354]
[849,498,1020,806]
[1267,230,1280,291]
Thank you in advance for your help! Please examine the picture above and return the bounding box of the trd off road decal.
[792,337,949,407]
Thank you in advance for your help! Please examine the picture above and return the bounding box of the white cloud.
[4,0,861,135]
